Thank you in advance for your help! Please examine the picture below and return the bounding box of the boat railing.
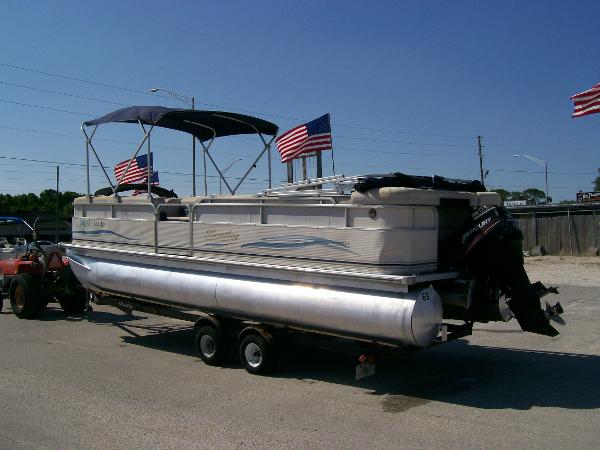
[79,199,349,256]
[259,173,391,196]
[77,194,430,257]
[260,174,358,196]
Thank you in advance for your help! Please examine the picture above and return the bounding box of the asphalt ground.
[1,284,599,449]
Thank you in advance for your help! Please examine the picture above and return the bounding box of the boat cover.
[94,184,178,198]
[83,106,278,141]
[354,173,485,193]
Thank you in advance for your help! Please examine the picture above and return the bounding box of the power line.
[0,154,91,167]
[0,61,172,99]
[0,80,129,106]
[0,60,477,139]
[0,98,90,116]
[0,125,242,156]
[0,155,270,182]
[1,154,593,178]
[491,168,596,175]
[0,123,477,157]
[0,61,597,173]
[4,98,470,148]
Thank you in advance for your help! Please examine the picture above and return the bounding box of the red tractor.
[0,217,87,318]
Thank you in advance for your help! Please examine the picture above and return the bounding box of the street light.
[149,87,199,196]
[149,87,194,108]
[513,154,549,204]
[220,158,242,195]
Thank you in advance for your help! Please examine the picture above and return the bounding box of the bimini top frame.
[81,106,279,198]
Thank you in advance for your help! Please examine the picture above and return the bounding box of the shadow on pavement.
[107,318,600,411]
[276,340,600,411]
[30,301,597,412]
[34,305,147,325]
[119,323,197,358]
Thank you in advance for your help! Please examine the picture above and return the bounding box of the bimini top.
[83,106,279,142]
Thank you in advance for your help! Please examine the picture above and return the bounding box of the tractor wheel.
[58,287,88,314]
[9,273,44,319]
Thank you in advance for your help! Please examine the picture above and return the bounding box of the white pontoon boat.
[64,106,562,374]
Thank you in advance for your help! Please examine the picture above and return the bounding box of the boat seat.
[351,187,501,207]
[180,196,208,205]
[74,195,112,204]
[119,196,165,206]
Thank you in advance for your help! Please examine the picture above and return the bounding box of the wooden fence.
[510,205,600,256]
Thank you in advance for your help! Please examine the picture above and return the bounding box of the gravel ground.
[524,256,600,287]
[0,257,599,449]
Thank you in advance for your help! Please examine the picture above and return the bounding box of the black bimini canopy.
[83,106,278,141]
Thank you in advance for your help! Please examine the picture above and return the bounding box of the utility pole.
[477,136,484,185]
[55,165,59,242]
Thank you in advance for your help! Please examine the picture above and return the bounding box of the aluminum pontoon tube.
[68,252,442,347]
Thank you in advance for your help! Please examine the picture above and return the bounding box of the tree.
[0,190,82,218]
[594,168,600,191]
[492,187,551,205]
[495,188,510,202]
[521,188,550,205]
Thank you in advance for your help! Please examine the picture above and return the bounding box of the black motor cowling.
[459,206,559,337]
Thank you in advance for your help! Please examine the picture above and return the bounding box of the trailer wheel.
[239,333,275,375]
[195,325,228,365]
[9,273,44,319]
[58,287,88,314]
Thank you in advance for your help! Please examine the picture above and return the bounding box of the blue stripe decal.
[241,235,352,252]
[73,230,138,240]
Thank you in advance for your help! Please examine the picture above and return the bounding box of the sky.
[0,0,599,201]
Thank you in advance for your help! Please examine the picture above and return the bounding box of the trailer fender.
[194,315,227,331]
[237,324,276,344]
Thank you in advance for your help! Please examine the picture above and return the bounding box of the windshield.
[0,236,27,248]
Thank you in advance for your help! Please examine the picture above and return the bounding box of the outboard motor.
[460,206,560,337]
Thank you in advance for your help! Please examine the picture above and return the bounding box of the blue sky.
[0,0,599,201]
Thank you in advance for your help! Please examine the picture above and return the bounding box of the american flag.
[114,153,153,184]
[571,82,600,118]
[276,114,332,163]
[133,171,160,195]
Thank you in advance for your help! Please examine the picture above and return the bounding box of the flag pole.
[147,131,152,199]
[328,113,336,175]
[301,156,307,180]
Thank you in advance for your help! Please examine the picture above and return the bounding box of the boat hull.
[67,250,443,347]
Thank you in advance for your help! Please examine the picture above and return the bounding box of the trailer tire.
[58,287,88,314]
[9,273,44,319]
[239,333,275,375]
[195,325,228,366]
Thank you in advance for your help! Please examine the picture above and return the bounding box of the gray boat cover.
[354,173,486,193]
[84,106,278,141]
